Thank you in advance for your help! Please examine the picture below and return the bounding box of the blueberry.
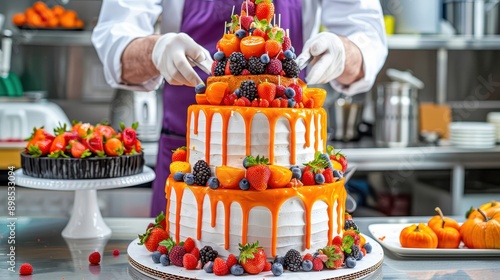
[152,251,162,263]
[302,260,313,271]
[203,261,214,273]
[292,53,297,59]
[345,256,357,268]
[271,262,283,276]
[230,264,245,276]
[160,254,170,266]
[312,252,319,258]
[357,251,363,261]
[290,46,295,53]
[234,88,241,97]
[291,167,302,179]
[260,53,270,64]
[183,173,195,185]
[315,173,325,184]
[285,87,295,98]
[173,172,185,182]
[363,242,372,254]
[239,178,250,190]
[320,153,333,170]
[333,170,343,179]
[249,27,256,34]
[235,29,247,39]
[273,255,284,266]
[288,98,296,108]
[284,50,294,59]
[289,165,299,171]
[242,157,250,169]
[195,83,206,94]
[207,177,219,189]
[214,51,225,61]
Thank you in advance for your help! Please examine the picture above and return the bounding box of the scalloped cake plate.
[368,223,500,258]
[127,234,384,280]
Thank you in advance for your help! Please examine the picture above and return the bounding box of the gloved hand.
[296,32,346,85]
[152,33,213,87]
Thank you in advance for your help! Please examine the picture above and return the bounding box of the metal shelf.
[388,34,500,50]
[13,30,93,46]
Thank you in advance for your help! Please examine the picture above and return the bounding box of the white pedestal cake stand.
[14,166,155,239]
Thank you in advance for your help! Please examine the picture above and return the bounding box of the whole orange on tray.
[12,1,85,29]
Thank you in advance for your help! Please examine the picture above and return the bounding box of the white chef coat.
[92,0,387,96]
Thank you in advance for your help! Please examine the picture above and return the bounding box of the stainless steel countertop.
[1,216,499,279]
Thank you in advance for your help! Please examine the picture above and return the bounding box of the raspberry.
[266,58,282,75]
[19,263,33,275]
[88,252,101,265]
[169,245,186,267]
[226,254,238,269]
[332,235,342,247]
[302,253,313,262]
[112,249,120,256]
[183,237,195,252]
[190,247,200,259]
[157,245,168,255]
[213,257,229,276]
[229,52,247,76]
[183,253,198,270]
[312,257,324,271]
[282,36,292,51]
[241,0,256,16]
[263,261,272,271]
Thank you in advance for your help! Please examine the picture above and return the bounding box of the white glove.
[152,33,213,87]
[296,32,346,85]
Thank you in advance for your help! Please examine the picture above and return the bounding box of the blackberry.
[193,160,211,186]
[239,80,257,101]
[345,244,360,260]
[282,58,300,78]
[283,249,302,272]
[214,58,227,76]
[199,246,218,265]
[248,56,266,75]
[229,52,247,76]
[344,219,359,231]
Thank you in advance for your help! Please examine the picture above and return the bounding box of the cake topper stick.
[224,21,227,34]
[246,1,248,16]
[273,14,276,26]
[231,5,235,17]
[279,14,281,28]
[278,75,281,86]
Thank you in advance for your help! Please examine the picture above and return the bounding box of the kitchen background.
[1,0,500,218]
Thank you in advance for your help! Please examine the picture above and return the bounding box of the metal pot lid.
[386,68,425,90]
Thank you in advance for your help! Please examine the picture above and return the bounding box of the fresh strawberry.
[88,252,101,265]
[133,139,142,154]
[252,28,267,39]
[343,229,361,246]
[265,39,282,58]
[19,263,33,275]
[120,122,138,148]
[155,211,167,231]
[183,253,198,270]
[301,170,315,186]
[280,98,288,108]
[312,257,324,271]
[26,138,52,157]
[241,0,256,16]
[172,146,187,162]
[213,257,229,276]
[289,83,303,103]
[83,131,105,156]
[244,155,271,191]
[322,168,334,183]
[235,98,246,106]
[224,60,231,75]
[26,126,55,142]
[157,245,168,255]
[76,122,94,138]
[238,241,267,275]
[190,247,200,259]
[183,237,195,253]
[222,93,238,105]
[321,245,344,269]
[68,140,91,158]
[48,134,69,158]
[259,98,269,107]
[304,99,315,108]
[138,227,169,252]
[241,15,254,31]
[332,235,343,247]
[257,81,276,102]
[255,0,274,23]
[345,212,353,220]
[271,98,281,107]
[226,254,238,269]
[361,247,367,256]
[327,145,348,172]
[241,69,251,75]
[263,261,272,271]
[303,253,313,262]
[240,96,251,106]
[104,138,124,156]
[251,99,259,107]
[94,123,117,140]
[169,245,187,267]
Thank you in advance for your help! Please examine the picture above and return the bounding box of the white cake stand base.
[14,166,155,239]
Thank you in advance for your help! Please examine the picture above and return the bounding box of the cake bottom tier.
[165,178,347,258]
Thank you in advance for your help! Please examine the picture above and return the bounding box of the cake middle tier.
[186,105,328,170]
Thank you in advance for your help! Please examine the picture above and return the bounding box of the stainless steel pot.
[382,0,442,34]
[444,0,500,35]
[375,82,420,148]
[331,97,364,142]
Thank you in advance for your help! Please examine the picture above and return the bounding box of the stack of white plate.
[487,112,500,143]
[449,122,496,149]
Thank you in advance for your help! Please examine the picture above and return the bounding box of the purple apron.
[151,0,304,217]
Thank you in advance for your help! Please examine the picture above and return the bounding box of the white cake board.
[14,166,155,239]
[127,234,383,280]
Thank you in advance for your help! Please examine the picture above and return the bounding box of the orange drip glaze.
[187,105,327,167]
[166,177,347,257]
